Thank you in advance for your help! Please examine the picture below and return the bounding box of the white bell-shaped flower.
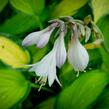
[68,37,89,71]
[22,23,58,48]
[54,32,67,68]
[29,48,61,87]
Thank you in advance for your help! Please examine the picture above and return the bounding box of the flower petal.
[29,62,48,77]
[54,33,67,68]
[85,26,91,42]
[55,75,62,86]
[29,48,57,87]
[22,31,41,46]
[48,65,56,87]
[29,49,55,76]
[36,28,55,48]
[47,49,57,86]
[68,38,89,71]
[77,23,85,36]
[22,26,52,47]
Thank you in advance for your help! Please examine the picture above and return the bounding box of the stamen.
[35,77,47,91]
[89,68,92,70]
[35,77,42,83]
[38,83,46,92]
[83,70,86,73]
[76,71,80,77]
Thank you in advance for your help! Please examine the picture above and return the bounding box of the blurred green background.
[0,0,109,109]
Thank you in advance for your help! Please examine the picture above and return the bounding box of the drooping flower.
[28,30,67,87]
[29,45,61,87]
[68,37,89,72]
[22,23,58,48]
[23,20,67,87]
[68,25,89,72]
[54,31,67,68]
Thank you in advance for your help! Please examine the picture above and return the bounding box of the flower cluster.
[22,16,103,88]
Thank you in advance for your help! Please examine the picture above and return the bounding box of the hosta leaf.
[0,0,8,12]
[0,36,30,68]
[51,0,87,18]
[92,0,109,22]
[0,13,38,35]
[97,15,109,48]
[10,0,45,15]
[56,70,108,109]
[29,0,45,15]
[97,15,109,72]
[10,0,33,15]
[36,98,56,109]
[0,69,30,109]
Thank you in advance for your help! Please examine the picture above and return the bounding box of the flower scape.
[22,16,104,89]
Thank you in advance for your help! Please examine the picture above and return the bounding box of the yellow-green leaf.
[0,13,39,35]
[96,15,109,72]
[10,0,33,15]
[29,0,45,15]
[51,0,87,18]
[92,0,109,22]
[0,69,30,109]
[0,36,30,68]
[10,0,45,15]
